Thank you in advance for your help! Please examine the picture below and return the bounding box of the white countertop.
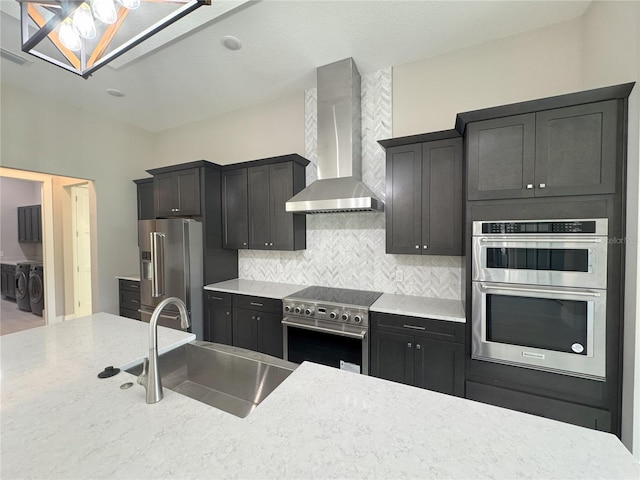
[1,314,638,479]
[204,278,305,299]
[371,293,466,322]
[116,274,141,282]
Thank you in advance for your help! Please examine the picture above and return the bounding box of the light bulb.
[72,3,97,39]
[92,0,117,24]
[117,0,140,10]
[59,19,81,51]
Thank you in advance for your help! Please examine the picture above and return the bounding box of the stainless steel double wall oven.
[471,219,608,380]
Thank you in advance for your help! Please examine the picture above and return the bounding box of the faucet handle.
[138,357,149,387]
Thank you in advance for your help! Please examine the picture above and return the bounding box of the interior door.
[72,185,92,317]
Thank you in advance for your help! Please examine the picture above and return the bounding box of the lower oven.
[471,281,606,380]
[282,316,369,374]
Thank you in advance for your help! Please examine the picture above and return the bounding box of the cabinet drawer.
[371,312,464,344]
[233,294,281,314]
[119,279,140,292]
[466,381,611,432]
[205,290,233,306]
[120,307,141,320]
[119,289,140,310]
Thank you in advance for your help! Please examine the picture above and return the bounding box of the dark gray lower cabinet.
[204,291,233,345]
[205,292,284,358]
[1,264,16,299]
[466,381,611,432]
[118,279,140,320]
[370,313,464,397]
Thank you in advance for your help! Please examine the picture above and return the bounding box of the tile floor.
[1,298,45,335]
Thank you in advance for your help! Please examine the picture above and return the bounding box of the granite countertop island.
[2,314,638,479]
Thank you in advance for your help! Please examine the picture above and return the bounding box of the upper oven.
[472,219,608,289]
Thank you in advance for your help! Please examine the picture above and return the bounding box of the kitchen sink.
[126,341,297,418]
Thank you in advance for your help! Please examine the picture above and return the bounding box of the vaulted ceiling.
[0,1,590,132]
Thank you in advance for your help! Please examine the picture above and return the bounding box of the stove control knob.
[305,308,314,316]
[354,315,362,324]
[329,311,338,320]
[294,306,302,314]
[341,313,350,322]
[284,305,292,313]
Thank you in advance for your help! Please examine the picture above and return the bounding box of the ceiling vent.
[0,48,32,66]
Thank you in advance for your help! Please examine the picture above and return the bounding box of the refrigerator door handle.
[151,232,165,298]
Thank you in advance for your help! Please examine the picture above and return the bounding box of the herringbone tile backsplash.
[238,68,463,300]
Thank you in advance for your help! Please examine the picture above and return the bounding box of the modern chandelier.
[18,0,210,79]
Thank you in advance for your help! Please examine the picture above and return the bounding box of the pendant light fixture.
[18,0,210,79]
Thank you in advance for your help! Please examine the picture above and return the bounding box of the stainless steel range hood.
[286,58,384,214]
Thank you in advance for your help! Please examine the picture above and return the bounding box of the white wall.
[0,83,155,315]
[0,176,42,260]
[150,93,305,168]
[581,0,640,459]
[393,17,584,136]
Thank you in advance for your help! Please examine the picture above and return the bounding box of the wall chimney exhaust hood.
[286,58,384,214]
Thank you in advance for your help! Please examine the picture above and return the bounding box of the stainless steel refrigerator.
[138,218,204,339]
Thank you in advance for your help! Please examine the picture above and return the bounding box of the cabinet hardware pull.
[416,344,421,350]
[250,302,263,307]
[539,183,546,189]
[269,242,273,246]
[415,245,419,249]
[423,245,428,249]
[243,242,247,246]
[210,296,223,301]
[407,342,412,348]
[403,324,426,331]
[251,316,256,320]
[264,242,269,246]
[256,316,261,321]
[526,184,534,189]
[226,311,231,315]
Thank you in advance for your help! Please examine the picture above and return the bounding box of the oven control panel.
[481,220,597,234]
[283,302,369,326]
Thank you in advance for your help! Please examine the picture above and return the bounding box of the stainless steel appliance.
[138,219,203,339]
[471,219,608,381]
[15,262,32,312]
[282,286,383,374]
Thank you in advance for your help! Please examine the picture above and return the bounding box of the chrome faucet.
[138,297,190,404]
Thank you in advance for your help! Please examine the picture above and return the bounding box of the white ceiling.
[0,0,591,133]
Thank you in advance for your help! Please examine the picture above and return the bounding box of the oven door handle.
[479,283,602,297]
[479,237,602,243]
[281,319,367,340]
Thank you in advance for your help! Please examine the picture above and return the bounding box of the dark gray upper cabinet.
[223,155,308,251]
[154,167,201,217]
[467,100,619,200]
[222,169,249,249]
[467,114,536,200]
[17,205,41,243]
[385,137,462,256]
[133,178,154,220]
[534,100,618,197]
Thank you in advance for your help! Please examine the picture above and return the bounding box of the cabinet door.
[269,163,295,251]
[205,294,233,345]
[154,172,178,217]
[414,339,464,397]
[370,330,415,385]
[385,144,422,254]
[233,307,259,351]
[17,207,27,243]
[31,205,42,242]
[257,311,284,358]
[421,138,462,255]
[247,165,271,249]
[222,169,249,249]
[1,270,8,296]
[534,100,618,197]
[176,168,201,216]
[137,181,155,220]
[467,114,536,200]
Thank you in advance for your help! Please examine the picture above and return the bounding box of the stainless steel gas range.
[282,286,382,375]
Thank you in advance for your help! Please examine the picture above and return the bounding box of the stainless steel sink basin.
[126,341,297,418]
